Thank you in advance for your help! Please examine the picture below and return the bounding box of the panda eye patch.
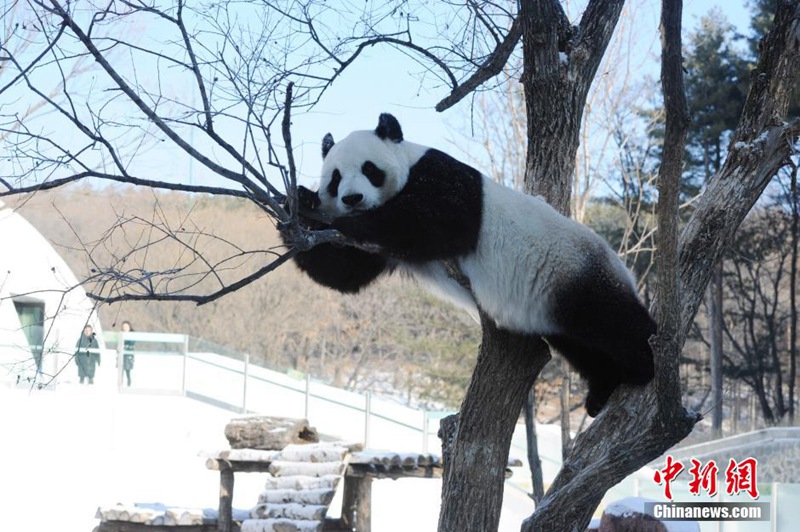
[362,161,386,187]
[327,169,341,197]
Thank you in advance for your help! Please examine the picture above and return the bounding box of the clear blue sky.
[283,0,755,189]
[3,2,754,192]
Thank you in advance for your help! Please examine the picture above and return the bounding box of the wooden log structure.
[205,442,351,532]
[340,475,371,532]
[219,468,234,532]
[95,450,520,532]
[201,449,520,532]
[224,417,319,450]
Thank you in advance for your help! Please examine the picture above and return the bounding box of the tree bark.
[439,2,800,531]
[520,0,625,214]
[559,360,573,459]
[438,315,550,532]
[524,388,545,505]
[708,262,724,438]
[788,166,800,425]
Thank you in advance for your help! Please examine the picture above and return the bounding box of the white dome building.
[0,204,104,387]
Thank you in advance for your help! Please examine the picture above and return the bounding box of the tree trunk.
[439,3,626,531]
[438,316,550,532]
[769,314,786,419]
[754,377,775,424]
[790,166,798,423]
[559,360,573,459]
[708,261,724,438]
[439,2,800,531]
[524,388,545,505]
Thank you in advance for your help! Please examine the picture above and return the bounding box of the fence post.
[304,373,311,419]
[422,411,429,453]
[181,334,188,396]
[771,482,778,532]
[364,391,372,448]
[242,354,249,414]
[117,333,124,390]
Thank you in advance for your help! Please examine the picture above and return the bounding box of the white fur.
[459,178,636,335]
[319,130,428,216]
[318,134,637,336]
[394,260,479,320]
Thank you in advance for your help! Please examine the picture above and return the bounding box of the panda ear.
[375,113,403,143]
[321,133,335,159]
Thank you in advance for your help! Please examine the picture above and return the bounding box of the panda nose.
[342,194,364,207]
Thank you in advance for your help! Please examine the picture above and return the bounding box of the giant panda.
[286,113,655,416]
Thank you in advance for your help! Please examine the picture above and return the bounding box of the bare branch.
[86,249,297,306]
[653,0,690,419]
[282,82,298,220]
[435,16,522,112]
[0,170,258,199]
[40,0,281,211]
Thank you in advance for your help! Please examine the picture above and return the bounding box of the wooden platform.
[96,447,520,532]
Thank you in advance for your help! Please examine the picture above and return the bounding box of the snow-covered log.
[224,416,318,450]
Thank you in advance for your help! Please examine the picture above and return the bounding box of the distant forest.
[13,184,482,409]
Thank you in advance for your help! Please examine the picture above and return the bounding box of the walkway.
[0,380,535,532]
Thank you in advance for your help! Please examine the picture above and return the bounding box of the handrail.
[96,331,443,452]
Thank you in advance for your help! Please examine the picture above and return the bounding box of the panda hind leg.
[553,280,656,387]
[544,334,622,417]
[590,301,656,387]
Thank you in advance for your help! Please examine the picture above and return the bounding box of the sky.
[0,1,758,195]
[281,0,756,188]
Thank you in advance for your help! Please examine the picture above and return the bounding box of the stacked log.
[224,417,319,450]
[241,442,351,532]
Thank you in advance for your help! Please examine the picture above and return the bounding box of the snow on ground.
[0,379,535,532]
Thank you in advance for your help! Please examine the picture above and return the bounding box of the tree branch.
[653,0,690,419]
[86,249,297,306]
[40,0,282,213]
[524,2,800,529]
[520,0,624,212]
[0,171,258,200]
[435,16,523,112]
[677,0,800,341]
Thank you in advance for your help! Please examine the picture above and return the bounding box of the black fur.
[375,113,403,143]
[291,114,654,417]
[332,149,483,262]
[327,169,342,197]
[322,133,335,158]
[298,184,321,211]
[284,181,385,293]
[288,148,482,292]
[361,161,386,187]
[545,247,655,415]
[293,244,388,294]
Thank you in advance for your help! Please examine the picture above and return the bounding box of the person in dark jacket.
[75,325,100,384]
[120,321,135,387]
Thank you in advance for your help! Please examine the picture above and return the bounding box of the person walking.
[75,325,100,384]
[120,321,135,387]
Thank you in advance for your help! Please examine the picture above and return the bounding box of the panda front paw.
[283,186,332,230]
[283,185,320,216]
[297,185,321,212]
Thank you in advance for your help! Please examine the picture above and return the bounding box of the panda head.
[317,113,409,216]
